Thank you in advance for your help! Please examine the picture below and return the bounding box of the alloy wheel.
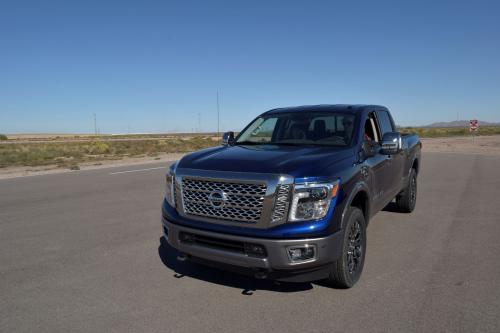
[346,220,363,275]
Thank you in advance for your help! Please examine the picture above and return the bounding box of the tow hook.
[254,269,268,279]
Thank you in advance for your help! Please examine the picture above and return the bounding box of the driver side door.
[362,112,393,214]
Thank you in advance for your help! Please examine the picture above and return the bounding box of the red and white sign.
[470,119,479,132]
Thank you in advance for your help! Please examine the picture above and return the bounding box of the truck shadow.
[382,201,401,213]
[157,237,314,294]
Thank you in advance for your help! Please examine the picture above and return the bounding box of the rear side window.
[376,110,395,136]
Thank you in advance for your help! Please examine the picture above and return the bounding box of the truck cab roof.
[264,104,388,115]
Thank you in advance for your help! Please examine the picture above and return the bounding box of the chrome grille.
[271,184,291,223]
[181,178,267,223]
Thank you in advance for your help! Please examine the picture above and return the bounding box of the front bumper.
[162,217,343,282]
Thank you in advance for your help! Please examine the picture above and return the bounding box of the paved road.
[1,153,499,333]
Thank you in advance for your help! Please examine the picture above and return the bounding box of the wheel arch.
[341,183,371,229]
[412,157,419,174]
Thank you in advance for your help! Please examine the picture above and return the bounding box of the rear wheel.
[396,168,417,213]
[325,207,366,288]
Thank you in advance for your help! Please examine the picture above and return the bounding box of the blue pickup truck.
[161,105,421,288]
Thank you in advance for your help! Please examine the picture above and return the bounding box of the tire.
[325,207,367,289]
[396,168,417,213]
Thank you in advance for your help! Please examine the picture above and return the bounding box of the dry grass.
[5,132,220,142]
[0,136,218,169]
[399,126,500,138]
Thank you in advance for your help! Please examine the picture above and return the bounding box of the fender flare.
[411,155,420,174]
[340,181,371,229]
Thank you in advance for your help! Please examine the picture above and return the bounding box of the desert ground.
[421,135,500,155]
[1,135,499,180]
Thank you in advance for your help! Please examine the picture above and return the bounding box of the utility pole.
[198,113,201,133]
[93,113,97,135]
[217,91,220,140]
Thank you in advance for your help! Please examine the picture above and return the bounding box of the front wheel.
[325,207,366,289]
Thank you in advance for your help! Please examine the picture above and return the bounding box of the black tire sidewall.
[409,169,417,211]
[396,168,417,213]
[335,207,367,288]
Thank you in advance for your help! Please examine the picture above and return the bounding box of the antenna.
[217,91,220,140]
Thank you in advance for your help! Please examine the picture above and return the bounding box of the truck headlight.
[165,163,178,208]
[288,180,339,222]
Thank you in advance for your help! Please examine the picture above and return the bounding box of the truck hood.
[177,144,355,178]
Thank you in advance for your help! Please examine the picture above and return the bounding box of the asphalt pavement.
[1,152,499,332]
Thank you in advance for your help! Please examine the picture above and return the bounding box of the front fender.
[340,181,371,229]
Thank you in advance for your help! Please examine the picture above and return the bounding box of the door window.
[376,110,395,136]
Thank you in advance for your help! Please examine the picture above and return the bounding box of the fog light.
[287,245,316,262]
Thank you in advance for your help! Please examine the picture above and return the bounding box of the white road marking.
[109,166,166,175]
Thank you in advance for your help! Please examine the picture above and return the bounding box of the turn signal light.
[331,183,339,198]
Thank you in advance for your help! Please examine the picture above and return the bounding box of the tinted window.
[236,112,356,146]
[377,110,394,136]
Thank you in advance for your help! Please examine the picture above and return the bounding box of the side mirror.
[222,131,235,146]
[380,132,402,155]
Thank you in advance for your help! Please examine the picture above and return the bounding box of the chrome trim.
[182,178,266,223]
[207,189,229,209]
[174,168,294,229]
[271,184,292,223]
[285,244,317,265]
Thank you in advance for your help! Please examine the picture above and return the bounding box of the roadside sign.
[470,119,479,144]
[470,119,479,132]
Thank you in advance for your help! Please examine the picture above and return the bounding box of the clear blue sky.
[1,0,499,134]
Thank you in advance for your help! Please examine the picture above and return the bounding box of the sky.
[1,0,499,134]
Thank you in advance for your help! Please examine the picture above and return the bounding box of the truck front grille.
[181,178,267,223]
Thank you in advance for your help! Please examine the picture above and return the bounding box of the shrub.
[0,136,218,168]
[0,134,7,140]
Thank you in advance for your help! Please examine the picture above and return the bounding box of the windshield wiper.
[234,141,268,145]
[271,142,304,146]
[273,142,343,147]
[236,141,342,147]
[273,141,327,146]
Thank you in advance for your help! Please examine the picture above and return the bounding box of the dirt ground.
[421,135,500,155]
[1,135,499,179]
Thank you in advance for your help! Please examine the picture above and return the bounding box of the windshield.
[236,112,356,146]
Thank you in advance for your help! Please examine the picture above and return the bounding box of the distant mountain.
[424,120,500,128]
